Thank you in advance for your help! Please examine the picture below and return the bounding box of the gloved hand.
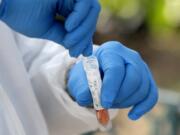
[67,41,158,120]
[0,0,101,57]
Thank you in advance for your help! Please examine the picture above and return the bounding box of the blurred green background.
[92,0,180,135]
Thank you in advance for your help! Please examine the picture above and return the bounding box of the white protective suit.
[0,21,117,135]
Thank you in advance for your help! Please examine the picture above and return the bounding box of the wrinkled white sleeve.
[15,34,118,135]
[0,21,49,135]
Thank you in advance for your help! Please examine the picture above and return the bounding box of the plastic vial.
[96,109,109,126]
[83,56,110,127]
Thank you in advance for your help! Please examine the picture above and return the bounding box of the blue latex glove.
[0,0,101,57]
[67,41,158,120]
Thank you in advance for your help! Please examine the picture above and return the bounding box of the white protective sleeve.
[0,21,49,135]
[15,34,118,135]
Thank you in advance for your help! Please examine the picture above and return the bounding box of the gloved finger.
[41,21,65,45]
[67,62,93,106]
[63,1,100,48]
[68,32,93,57]
[128,63,158,120]
[110,42,144,76]
[82,41,93,56]
[114,64,150,108]
[65,0,92,32]
[99,56,125,108]
[114,64,141,105]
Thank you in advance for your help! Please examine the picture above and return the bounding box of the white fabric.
[0,21,49,135]
[0,85,26,135]
[0,21,118,135]
[0,0,1,5]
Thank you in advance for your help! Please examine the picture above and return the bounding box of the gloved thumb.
[67,62,93,106]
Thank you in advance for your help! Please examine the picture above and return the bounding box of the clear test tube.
[83,56,111,128]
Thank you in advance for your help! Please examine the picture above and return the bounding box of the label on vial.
[83,56,103,110]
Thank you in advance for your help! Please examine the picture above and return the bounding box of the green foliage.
[100,0,142,19]
[99,0,180,33]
